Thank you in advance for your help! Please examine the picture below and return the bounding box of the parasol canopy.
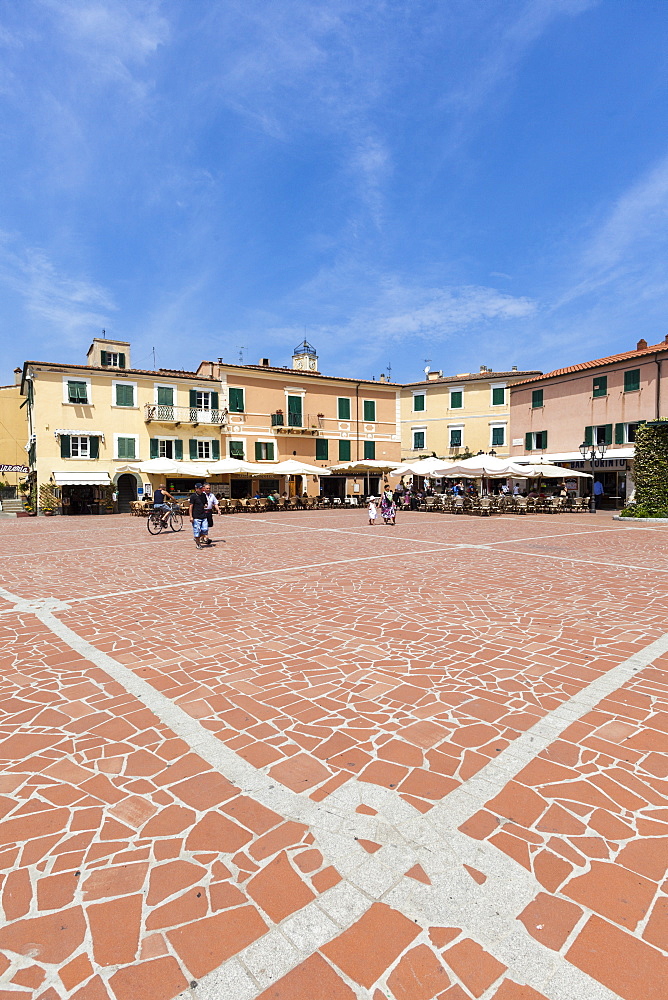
[328,460,399,474]
[521,463,592,479]
[429,455,529,478]
[270,460,331,476]
[391,457,449,476]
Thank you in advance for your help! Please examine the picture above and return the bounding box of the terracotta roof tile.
[511,340,668,387]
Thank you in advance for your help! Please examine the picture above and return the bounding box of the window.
[584,425,613,446]
[116,436,137,460]
[100,350,125,368]
[491,426,505,447]
[449,428,462,448]
[338,439,351,462]
[229,440,245,459]
[229,388,244,412]
[593,376,607,398]
[531,389,543,408]
[196,391,210,410]
[315,438,329,460]
[255,441,275,461]
[491,385,505,406]
[525,431,548,450]
[287,395,302,427]
[150,438,183,460]
[413,393,425,412]
[114,382,135,407]
[615,422,642,444]
[412,429,425,450]
[70,436,89,458]
[624,369,640,393]
[156,386,174,406]
[450,390,463,409]
[364,440,375,460]
[363,400,376,422]
[189,439,220,460]
[338,397,351,420]
[67,381,88,404]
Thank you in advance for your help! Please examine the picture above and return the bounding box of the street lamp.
[579,438,607,513]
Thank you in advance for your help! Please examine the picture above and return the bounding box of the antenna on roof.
[424,358,432,377]
[102,329,106,338]
[152,347,156,369]
[387,362,392,381]
[238,346,246,364]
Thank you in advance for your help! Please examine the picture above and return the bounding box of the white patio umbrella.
[270,460,331,476]
[430,455,529,478]
[521,463,592,479]
[328,459,397,497]
[391,457,449,476]
[119,458,210,477]
[205,458,262,476]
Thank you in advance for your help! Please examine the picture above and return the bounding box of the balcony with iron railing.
[271,412,321,434]
[144,404,228,426]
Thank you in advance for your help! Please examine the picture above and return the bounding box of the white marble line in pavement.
[3,574,663,1000]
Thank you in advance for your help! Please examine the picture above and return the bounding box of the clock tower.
[292,340,319,373]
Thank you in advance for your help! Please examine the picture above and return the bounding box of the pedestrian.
[188,483,209,549]
[202,483,220,546]
[367,496,377,525]
[380,489,396,525]
[153,483,176,526]
[593,479,604,509]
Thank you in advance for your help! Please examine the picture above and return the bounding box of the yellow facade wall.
[0,384,29,487]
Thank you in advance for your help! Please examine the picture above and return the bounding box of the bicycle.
[147,502,183,534]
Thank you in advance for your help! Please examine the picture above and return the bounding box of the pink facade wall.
[510,347,668,456]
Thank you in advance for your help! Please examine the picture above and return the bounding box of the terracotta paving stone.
[1,513,668,1000]
[255,953,357,999]
[322,902,421,987]
[386,943,451,999]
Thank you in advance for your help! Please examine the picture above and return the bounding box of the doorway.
[117,474,137,513]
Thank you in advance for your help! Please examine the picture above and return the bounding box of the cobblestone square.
[0,509,667,999]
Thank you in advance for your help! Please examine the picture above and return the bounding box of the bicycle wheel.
[147,512,163,534]
[170,512,183,532]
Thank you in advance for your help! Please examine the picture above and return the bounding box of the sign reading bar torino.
[0,464,29,474]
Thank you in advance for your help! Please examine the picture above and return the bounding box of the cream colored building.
[399,366,542,463]
[0,373,29,488]
[20,337,401,513]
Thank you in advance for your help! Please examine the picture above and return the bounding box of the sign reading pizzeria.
[0,464,29,474]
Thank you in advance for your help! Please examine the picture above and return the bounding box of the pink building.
[509,336,668,504]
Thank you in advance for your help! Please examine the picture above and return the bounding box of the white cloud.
[0,231,116,348]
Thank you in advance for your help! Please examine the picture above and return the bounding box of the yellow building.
[20,337,401,513]
[0,373,29,489]
[399,366,542,463]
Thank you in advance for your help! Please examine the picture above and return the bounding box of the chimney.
[379,373,386,382]
[479,365,488,373]
[14,367,22,385]
[511,365,518,371]
[426,370,442,381]
[637,339,648,350]
[259,358,270,367]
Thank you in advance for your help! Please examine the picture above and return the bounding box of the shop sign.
[570,459,627,469]
[0,464,29,473]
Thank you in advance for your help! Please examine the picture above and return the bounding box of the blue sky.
[1,0,667,383]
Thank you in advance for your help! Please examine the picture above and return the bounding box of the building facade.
[509,336,668,500]
[399,366,542,462]
[0,374,29,489]
[20,338,401,513]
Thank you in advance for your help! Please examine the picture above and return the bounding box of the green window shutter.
[189,439,197,460]
[157,386,173,405]
[338,398,351,420]
[174,439,183,460]
[229,440,244,459]
[363,400,375,421]
[338,439,351,462]
[413,394,425,412]
[211,440,220,459]
[450,429,462,447]
[316,438,328,460]
[450,391,462,408]
[68,381,88,403]
[584,425,593,446]
[118,437,135,460]
[287,395,302,426]
[364,440,375,460]
[60,434,71,458]
[100,350,108,366]
[624,369,640,392]
[615,423,624,444]
[492,387,505,405]
[525,432,532,451]
[189,389,198,408]
[413,431,425,450]
[531,389,543,408]
[229,388,244,412]
[150,438,159,458]
[115,383,134,406]
[89,436,99,459]
[118,353,126,369]
[592,376,607,397]
[542,431,547,449]
[492,427,504,446]
[210,391,219,410]
[605,423,613,445]
[255,442,262,461]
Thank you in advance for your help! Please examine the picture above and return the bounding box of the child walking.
[367,497,377,525]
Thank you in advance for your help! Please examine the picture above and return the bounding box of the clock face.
[309,358,316,370]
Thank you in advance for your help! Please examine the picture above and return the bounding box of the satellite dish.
[424,366,430,376]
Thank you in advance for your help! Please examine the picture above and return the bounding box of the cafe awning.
[53,472,111,486]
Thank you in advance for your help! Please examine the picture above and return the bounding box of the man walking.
[202,483,221,546]
[188,483,209,549]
